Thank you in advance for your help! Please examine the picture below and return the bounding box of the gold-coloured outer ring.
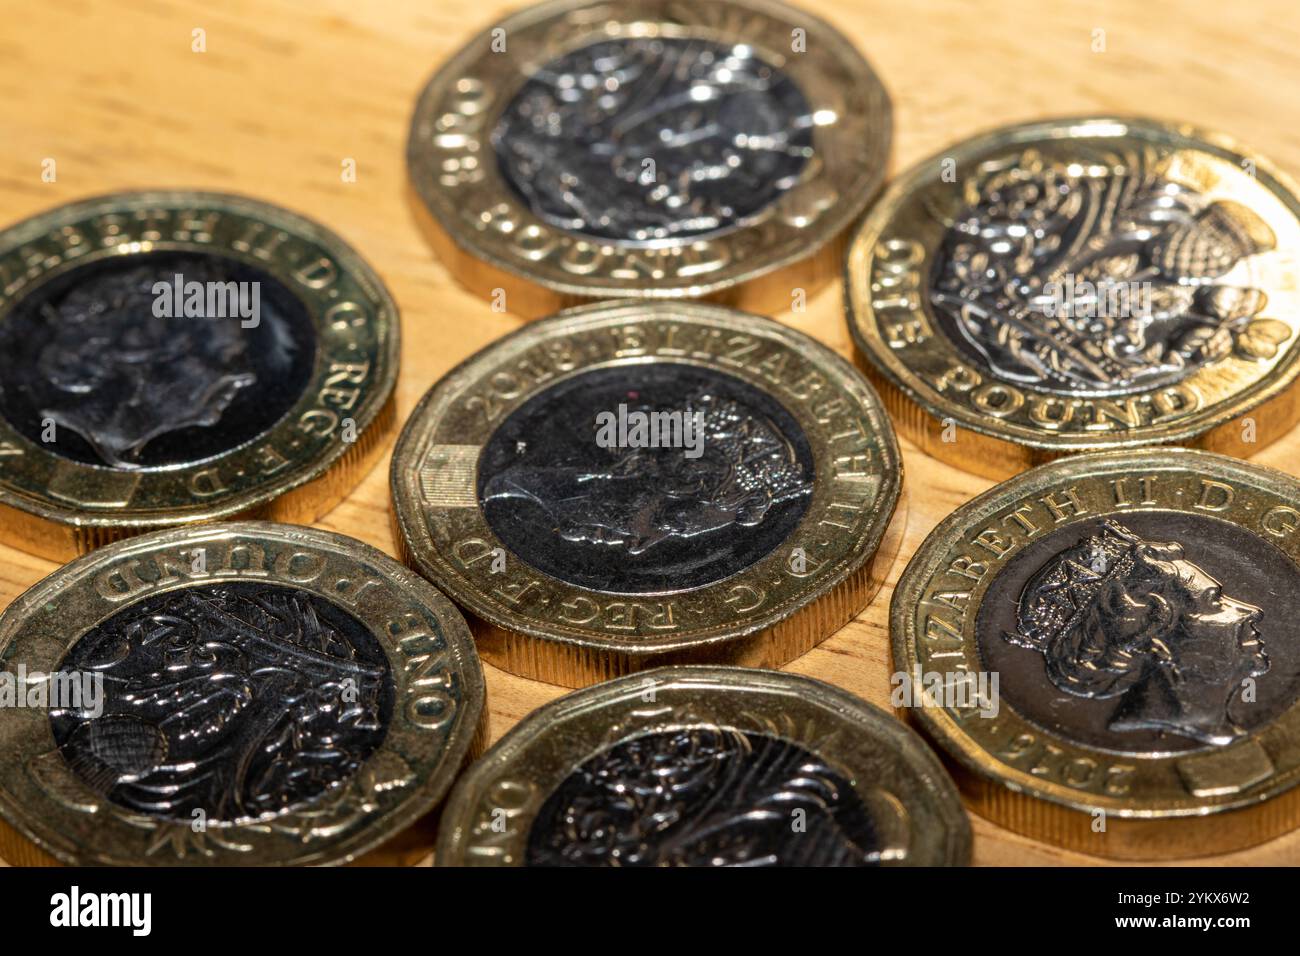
[846,116,1300,480]
[0,522,487,866]
[436,665,971,865]
[892,448,1300,859]
[0,191,400,561]
[391,300,904,687]
[407,0,892,319]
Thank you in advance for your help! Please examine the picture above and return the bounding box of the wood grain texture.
[0,0,1297,865]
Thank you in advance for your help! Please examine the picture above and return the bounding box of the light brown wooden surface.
[1,0,1298,865]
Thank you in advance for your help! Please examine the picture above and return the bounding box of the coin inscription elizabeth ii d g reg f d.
[0,191,399,560]
[0,522,485,866]
[408,0,892,317]
[391,301,903,687]
[847,117,1300,479]
[893,449,1300,858]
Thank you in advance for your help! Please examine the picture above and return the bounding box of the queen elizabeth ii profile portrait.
[1005,519,1269,746]
[1,258,259,469]
[481,388,812,557]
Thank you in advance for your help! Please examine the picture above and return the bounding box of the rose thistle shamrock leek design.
[929,146,1288,395]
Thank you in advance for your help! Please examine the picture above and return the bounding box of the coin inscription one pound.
[409,0,891,316]
[0,523,484,866]
[848,117,1300,478]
